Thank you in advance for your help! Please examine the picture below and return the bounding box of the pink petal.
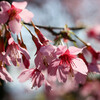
[34,27,49,45]
[19,9,34,23]
[69,46,83,55]
[0,67,13,82]
[4,55,11,66]
[19,46,30,60]
[12,1,27,9]
[0,12,9,24]
[48,59,60,76]
[72,58,88,75]
[88,63,100,73]
[22,54,30,69]
[18,68,34,82]
[0,1,11,23]
[0,52,11,66]
[0,1,11,11]
[0,68,7,82]
[37,72,44,88]
[8,37,14,45]
[57,65,67,83]
[35,52,46,71]
[56,45,67,55]
[8,19,22,34]
[40,45,56,56]
[75,72,87,84]
[32,71,44,88]
[45,80,52,92]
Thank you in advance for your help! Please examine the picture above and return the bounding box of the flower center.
[7,5,22,21]
[43,56,49,67]
[59,50,76,66]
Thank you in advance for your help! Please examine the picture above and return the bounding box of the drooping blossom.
[29,29,57,71]
[31,22,49,45]
[18,68,45,88]
[0,1,34,34]
[6,36,30,68]
[30,24,57,72]
[0,66,13,82]
[86,45,98,60]
[32,31,66,82]
[85,44,100,73]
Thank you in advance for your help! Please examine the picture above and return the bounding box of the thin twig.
[23,22,85,30]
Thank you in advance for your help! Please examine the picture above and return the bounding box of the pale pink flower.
[35,44,57,71]
[87,25,100,41]
[18,68,45,88]
[6,37,30,68]
[48,46,88,83]
[57,46,88,75]
[0,66,13,82]
[0,1,34,34]
[33,34,67,83]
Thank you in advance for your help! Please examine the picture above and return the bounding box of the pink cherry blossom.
[0,66,13,82]
[0,1,34,34]
[18,68,45,88]
[35,44,57,71]
[87,25,100,41]
[0,1,10,24]
[6,37,30,68]
[48,46,88,84]
[57,46,88,75]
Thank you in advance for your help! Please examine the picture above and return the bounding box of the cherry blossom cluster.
[0,1,100,91]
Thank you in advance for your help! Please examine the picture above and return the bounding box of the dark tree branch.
[23,22,85,30]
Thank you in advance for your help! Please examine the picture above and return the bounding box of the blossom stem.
[22,22,42,51]
[70,31,88,46]
[21,22,33,36]
[24,22,87,46]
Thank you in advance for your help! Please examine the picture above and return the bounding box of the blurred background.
[1,0,100,100]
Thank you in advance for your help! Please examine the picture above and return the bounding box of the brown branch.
[23,22,85,30]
